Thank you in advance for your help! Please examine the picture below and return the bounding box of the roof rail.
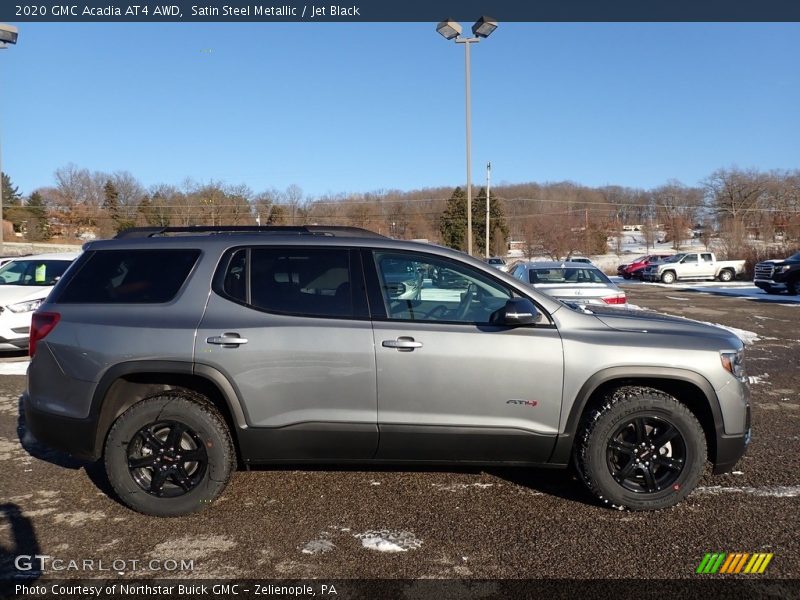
[114,225,386,239]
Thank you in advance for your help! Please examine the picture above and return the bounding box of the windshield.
[789,252,800,261]
[0,259,72,286]
[530,267,612,285]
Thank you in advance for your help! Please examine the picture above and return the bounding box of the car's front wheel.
[104,392,235,517]
[575,386,706,510]
[787,276,799,296]
[660,271,676,284]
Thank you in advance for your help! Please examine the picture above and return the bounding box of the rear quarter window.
[55,249,200,303]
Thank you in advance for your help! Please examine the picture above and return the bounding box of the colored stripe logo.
[696,552,773,574]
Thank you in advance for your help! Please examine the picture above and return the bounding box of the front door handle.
[207,334,249,346]
[382,337,422,352]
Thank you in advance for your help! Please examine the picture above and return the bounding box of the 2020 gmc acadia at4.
[24,226,751,516]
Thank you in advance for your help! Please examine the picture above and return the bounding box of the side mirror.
[491,298,540,326]
[385,282,407,299]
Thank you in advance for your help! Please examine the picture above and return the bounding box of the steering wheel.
[456,283,478,321]
[422,304,451,320]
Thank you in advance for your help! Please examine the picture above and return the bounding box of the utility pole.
[485,161,491,258]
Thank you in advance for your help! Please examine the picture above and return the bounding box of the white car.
[0,252,80,351]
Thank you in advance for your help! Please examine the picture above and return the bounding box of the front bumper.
[712,430,751,474]
[23,392,100,461]
[712,400,751,474]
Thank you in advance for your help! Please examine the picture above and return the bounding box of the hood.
[586,306,742,346]
[0,286,51,307]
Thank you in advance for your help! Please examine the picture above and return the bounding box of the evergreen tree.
[439,187,468,250]
[472,187,509,256]
[1,172,22,206]
[103,180,120,222]
[25,192,50,241]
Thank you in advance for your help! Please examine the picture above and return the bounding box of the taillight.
[29,311,60,357]
[602,294,627,305]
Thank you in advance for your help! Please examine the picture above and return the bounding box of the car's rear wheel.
[104,392,235,517]
[575,386,706,510]
[622,273,631,280]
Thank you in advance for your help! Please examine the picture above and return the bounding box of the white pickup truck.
[641,252,746,284]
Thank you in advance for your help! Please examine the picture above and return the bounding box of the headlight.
[775,265,790,273]
[721,350,746,381]
[6,299,44,313]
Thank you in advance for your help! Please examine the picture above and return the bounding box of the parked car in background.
[754,251,800,295]
[641,252,746,284]
[566,255,593,265]
[0,252,80,351]
[511,261,626,306]
[619,254,674,280]
[380,256,424,300]
[486,257,508,271]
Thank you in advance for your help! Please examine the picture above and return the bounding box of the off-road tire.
[575,386,706,511]
[104,392,235,517]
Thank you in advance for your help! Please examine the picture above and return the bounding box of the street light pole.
[485,161,491,258]
[455,36,479,256]
[0,24,20,257]
[437,17,497,257]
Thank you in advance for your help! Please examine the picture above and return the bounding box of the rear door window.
[56,249,200,303]
[218,247,365,319]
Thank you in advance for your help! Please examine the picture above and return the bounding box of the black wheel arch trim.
[88,360,250,460]
[550,366,726,466]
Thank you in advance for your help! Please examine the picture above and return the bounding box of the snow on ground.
[611,276,800,304]
[354,530,423,553]
[0,361,28,376]
[696,485,800,498]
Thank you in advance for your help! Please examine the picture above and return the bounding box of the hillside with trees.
[2,166,798,267]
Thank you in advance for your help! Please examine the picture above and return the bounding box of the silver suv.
[24,226,751,516]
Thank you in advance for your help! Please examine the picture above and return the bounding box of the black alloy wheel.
[606,416,686,494]
[127,420,209,497]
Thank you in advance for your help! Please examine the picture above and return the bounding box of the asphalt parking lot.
[0,284,798,581]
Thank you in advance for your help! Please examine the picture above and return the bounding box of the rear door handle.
[207,334,249,346]
[382,337,422,352]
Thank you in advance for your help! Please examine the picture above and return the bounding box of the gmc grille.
[754,264,774,279]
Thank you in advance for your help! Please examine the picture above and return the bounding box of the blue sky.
[1,22,798,198]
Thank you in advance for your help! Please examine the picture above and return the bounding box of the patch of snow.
[301,539,335,555]
[354,530,422,553]
[0,361,29,375]
[748,374,769,385]
[433,482,495,491]
[697,485,800,498]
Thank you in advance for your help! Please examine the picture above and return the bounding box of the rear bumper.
[23,393,100,461]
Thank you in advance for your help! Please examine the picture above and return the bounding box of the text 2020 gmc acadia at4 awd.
[24,226,751,516]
